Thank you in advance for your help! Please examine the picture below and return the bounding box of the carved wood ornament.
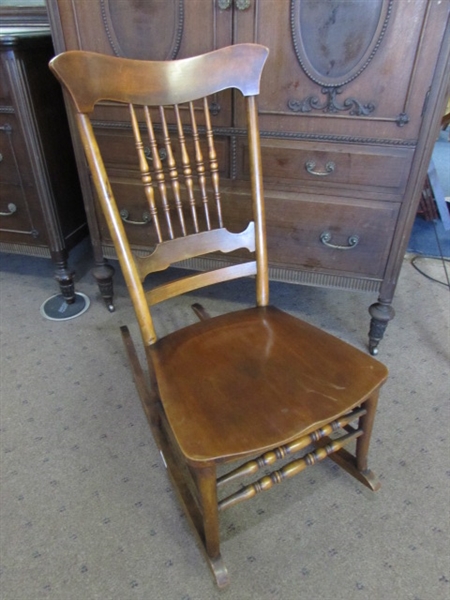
[289,0,393,118]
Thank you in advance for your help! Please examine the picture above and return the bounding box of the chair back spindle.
[189,101,212,230]
[143,106,174,239]
[129,104,163,242]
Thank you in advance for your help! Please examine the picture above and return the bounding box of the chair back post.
[76,112,157,345]
[246,95,269,306]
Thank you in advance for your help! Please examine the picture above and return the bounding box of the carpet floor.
[1,240,449,600]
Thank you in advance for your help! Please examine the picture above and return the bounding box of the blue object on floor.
[428,159,450,230]
[408,130,449,258]
[40,292,90,321]
[407,216,450,258]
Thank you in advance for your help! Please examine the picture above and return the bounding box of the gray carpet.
[1,241,449,600]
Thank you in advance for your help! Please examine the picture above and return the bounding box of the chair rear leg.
[120,326,163,437]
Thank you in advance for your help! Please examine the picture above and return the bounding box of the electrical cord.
[410,218,450,290]
[411,255,450,289]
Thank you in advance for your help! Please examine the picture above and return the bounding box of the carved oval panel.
[290,0,393,87]
[100,0,184,60]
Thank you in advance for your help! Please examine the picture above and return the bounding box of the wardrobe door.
[234,0,448,141]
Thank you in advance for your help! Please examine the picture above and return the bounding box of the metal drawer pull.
[120,209,151,225]
[320,231,359,250]
[305,160,335,176]
[144,146,167,162]
[0,203,17,217]
[218,0,250,9]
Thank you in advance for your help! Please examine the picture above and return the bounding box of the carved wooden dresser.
[0,9,86,301]
[46,0,450,353]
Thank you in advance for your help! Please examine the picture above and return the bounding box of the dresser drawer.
[94,177,216,248]
[266,196,399,279]
[93,177,158,248]
[221,189,400,280]
[0,183,31,229]
[97,176,399,280]
[0,116,48,243]
[0,56,13,106]
[0,115,36,186]
[95,126,231,178]
[0,181,48,244]
[95,174,236,250]
[0,74,11,106]
[238,138,413,199]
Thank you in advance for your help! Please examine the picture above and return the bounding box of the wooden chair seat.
[151,305,387,464]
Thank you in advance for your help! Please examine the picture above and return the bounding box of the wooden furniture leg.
[368,300,395,355]
[324,393,381,492]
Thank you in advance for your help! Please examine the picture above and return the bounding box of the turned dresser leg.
[52,250,75,304]
[368,300,395,355]
[92,261,115,312]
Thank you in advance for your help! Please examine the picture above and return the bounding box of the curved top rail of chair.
[49,43,269,113]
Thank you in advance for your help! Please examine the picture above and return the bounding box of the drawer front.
[0,183,32,230]
[0,115,49,244]
[95,177,236,248]
[0,60,12,106]
[99,176,399,280]
[0,182,48,244]
[237,138,413,199]
[265,196,399,278]
[0,115,20,185]
[95,126,231,179]
[220,189,399,280]
[0,77,11,106]
[94,177,224,248]
[0,115,35,186]
[94,178,159,248]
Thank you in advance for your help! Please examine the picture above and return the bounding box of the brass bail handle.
[0,203,17,217]
[305,160,335,177]
[320,231,360,250]
[120,209,152,226]
[218,0,251,9]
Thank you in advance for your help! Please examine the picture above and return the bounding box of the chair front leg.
[318,389,382,492]
[194,464,229,587]
[196,465,220,558]
[356,390,380,473]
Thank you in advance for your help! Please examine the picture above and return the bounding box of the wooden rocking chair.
[50,44,388,588]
